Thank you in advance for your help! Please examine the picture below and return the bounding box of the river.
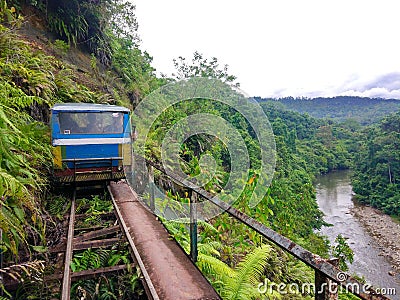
[315,170,400,297]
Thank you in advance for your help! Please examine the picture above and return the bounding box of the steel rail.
[61,188,76,300]
[107,185,160,300]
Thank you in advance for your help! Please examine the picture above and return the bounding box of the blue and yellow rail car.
[51,103,132,184]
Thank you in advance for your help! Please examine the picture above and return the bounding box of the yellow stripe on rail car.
[53,146,62,169]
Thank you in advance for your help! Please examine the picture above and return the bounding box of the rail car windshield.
[59,112,124,134]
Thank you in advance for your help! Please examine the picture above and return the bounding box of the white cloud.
[134,0,400,99]
[333,73,400,99]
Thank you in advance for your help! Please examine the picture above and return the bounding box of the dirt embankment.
[351,205,400,276]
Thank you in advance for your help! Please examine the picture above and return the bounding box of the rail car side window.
[59,112,124,134]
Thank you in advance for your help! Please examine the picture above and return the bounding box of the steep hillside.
[0,1,163,298]
[352,111,400,216]
[0,0,159,271]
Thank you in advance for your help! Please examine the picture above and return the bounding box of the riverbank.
[351,204,400,277]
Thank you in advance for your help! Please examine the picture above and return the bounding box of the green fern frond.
[97,249,111,266]
[224,244,272,300]
[197,253,235,282]
[198,240,222,257]
[198,219,219,234]
[0,169,30,201]
[285,260,314,285]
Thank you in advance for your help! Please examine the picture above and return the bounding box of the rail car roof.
[51,103,130,113]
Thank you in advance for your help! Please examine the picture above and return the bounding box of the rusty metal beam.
[61,189,76,300]
[74,225,120,243]
[74,212,115,220]
[74,238,122,250]
[45,264,133,282]
[50,235,123,253]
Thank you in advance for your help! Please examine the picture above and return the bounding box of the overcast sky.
[134,1,400,99]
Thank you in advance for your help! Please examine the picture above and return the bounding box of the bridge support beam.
[190,191,198,263]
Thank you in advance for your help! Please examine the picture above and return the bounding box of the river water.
[315,170,400,297]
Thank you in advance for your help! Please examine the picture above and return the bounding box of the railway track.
[56,185,158,300]
[47,103,219,299]
[46,175,391,300]
[56,182,219,300]
[60,189,76,300]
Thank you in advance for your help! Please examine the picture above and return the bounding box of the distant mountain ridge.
[255,96,400,125]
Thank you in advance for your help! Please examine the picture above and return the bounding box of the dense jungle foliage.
[0,0,397,299]
[258,96,400,125]
[0,0,160,298]
[136,51,356,299]
[261,96,400,219]
[260,96,400,218]
[0,0,159,257]
[352,112,400,217]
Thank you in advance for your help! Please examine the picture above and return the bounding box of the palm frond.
[0,260,45,283]
[0,169,30,201]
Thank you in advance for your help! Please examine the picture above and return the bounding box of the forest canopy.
[258,96,400,125]
[0,1,398,298]
[352,112,400,216]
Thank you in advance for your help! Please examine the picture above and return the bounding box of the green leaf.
[32,245,48,253]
